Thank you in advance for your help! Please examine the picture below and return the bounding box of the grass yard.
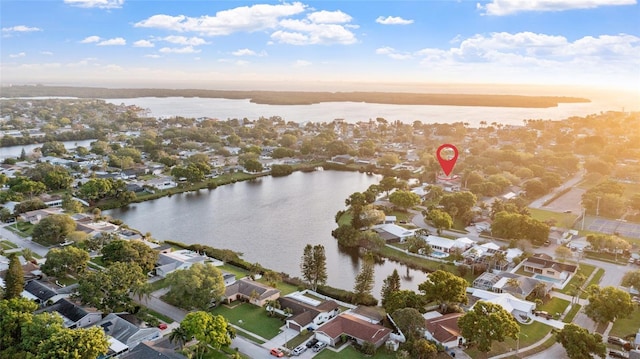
[609,306,640,339]
[557,263,596,295]
[56,275,78,286]
[529,208,578,228]
[212,302,283,340]
[90,256,106,267]
[464,321,553,358]
[149,278,169,292]
[285,330,313,349]
[0,240,18,250]
[219,264,249,278]
[378,246,477,283]
[563,304,582,323]
[146,308,173,324]
[313,345,399,359]
[7,222,34,237]
[537,297,570,317]
[580,268,605,299]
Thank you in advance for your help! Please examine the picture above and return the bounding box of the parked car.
[608,350,628,358]
[157,323,168,330]
[312,342,327,352]
[607,336,628,346]
[270,348,284,357]
[305,338,319,348]
[533,310,553,320]
[291,346,307,356]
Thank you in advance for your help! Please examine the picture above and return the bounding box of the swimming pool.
[533,274,563,284]
[431,251,449,259]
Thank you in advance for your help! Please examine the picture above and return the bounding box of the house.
[24,280,68,306]
[95,313,161,352]
[18,207,65,224]
[37,298,102,328]
[144,177,177,190]
[373,223,416,243]
[155,250,208,277]
[349,306,386,325]
[278,294,340,332]
[75,221,119,237]
[224,278,280,307]
[473,272,552,299]
[470,289,536,317]
[120,341,188,359]
[521,255,578,287]
[423,311,465,348]
[314,313,392,349]
[424,235,473,254]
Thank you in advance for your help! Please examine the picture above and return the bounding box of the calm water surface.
[106,170,428,297]
[0,139,96,159]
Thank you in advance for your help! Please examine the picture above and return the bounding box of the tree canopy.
[101,239,158,273]
[3,255,23,300]
[180,311,233,358]
[165,263,226,310]
[555,323,606,359]
[41,246,90,278]
[418,270,468,307]
[389,190,421,211]
[31,214,77,245]
[76,262,148,312]
[621,270,640,291]
[300,244,327,291]
[458,301,519,353]
[584,285,634,325]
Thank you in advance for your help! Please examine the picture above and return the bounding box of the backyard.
[211,302,284,341]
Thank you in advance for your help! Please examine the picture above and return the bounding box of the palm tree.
[21,248,35,262]
[265,299,280,316]
[169,326,189,350]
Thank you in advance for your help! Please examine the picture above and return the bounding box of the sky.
[1,0,639,93]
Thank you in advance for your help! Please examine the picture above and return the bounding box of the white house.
[471,289,536,317]
[155,250,208,277]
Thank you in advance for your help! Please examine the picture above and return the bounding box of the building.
[470,289,536,318]
[95,313,161,354]
[155,250,208,277]
[278,294,340,332]
[37,298,102,328]
[423,311,465,348]
[314,313,392,349]
[373,223,416,243]
[223,278,280,307]
[520,255,577,288]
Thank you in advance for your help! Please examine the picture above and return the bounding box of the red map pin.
[436,144,459,176]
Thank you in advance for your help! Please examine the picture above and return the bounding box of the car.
[312,342,327,352]
[158,323,168,330]
[607,336,628,346]
[305,338,319,348]
[270,348,284,357]
[291,346,307,356]
[543,240,551,247]
[608,350,628,358]
[533,310,553,320]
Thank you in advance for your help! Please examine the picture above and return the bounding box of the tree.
[36,326,109,359]
[381,269,401,306]
[621,270,640,291]
[458,301,519,354]
[180,311,232,358]
[384,290,427,315]
[243,158,263,173]
[300,244,327,291]
[262,270,282,288]
[379,176,398,198]
[61,193,83,213]
[4,254,23,299]
[169,325,189,349]
[165,263,226,310]
[31,214,76,245]
[555,324,606,359]
[555,246,572,262]
[427,209,453,233]
[412,338,438,359]
[101,239,158,273]
[584,285,634,325]
[353,253,375,304]
[40,141,67,156]
[391,308,425,341]
[76,262,147,312]
[41,246,90,278]
[389,190,421,211]
[418,270,468,308]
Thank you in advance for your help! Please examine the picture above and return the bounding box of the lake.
[0,139,96,159]
[106,170,428,298]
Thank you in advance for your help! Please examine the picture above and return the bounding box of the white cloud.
[97,37,126,46]
[162,35,208,46]
[232,48,256,56]
[64,0,124,9]
[375,16,414,25]
[307,10,352,23]
[375,47,413,60]
[80,36,101,43]
[273,18,357,45]
[41,51,54,55]
[133,40,154,48]
[2,25,42,33]
[9,52,26,58]
[478,0,637,16]
[159,46,200,54]
[293,60,312,67]
[144,54,162,58]
[134,2,306,35]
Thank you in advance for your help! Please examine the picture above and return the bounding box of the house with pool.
[519,254,577,289]
[424,235,475,257]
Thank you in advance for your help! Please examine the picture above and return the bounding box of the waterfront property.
[224,278,280,307]
[470,289,536,318]
[155,249,208,277]
[279,293,340,332]
[314,313,392,349]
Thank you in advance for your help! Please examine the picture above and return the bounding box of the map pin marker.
[436,144,458,177]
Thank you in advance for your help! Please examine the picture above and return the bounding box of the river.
[106,170,428,298]
[0,139,96,159]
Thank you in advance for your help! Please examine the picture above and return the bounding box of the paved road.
[529,169,585,209]
[0,223,49,257]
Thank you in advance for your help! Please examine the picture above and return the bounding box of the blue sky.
[1,0,639,92]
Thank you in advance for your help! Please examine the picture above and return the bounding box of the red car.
[270,348,284,357]
[158,323,168,330]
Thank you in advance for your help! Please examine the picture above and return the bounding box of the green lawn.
[150,278,169,292]
[464,321,553,358]
[0,240,18,250]
[90,256,106,267]
[378,246,477,283]
[563,304,581,323]
[537,297,570,318]
[219,264,249,279]
[580,268,605,299]
[211,302,283,340]
[146,308,174,324]
[56,275,78,286]
[528,208,578,228]
[609,306,640,339]
[557,263,596,295]
[313,345,398,359]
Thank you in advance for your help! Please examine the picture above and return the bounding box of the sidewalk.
[489,332,554,359]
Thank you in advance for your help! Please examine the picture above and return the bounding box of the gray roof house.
[278,294,340,332]
[24,280,68,306]
[224,277,280,307]
[95,313,161,352]
[155,249,207,277]
[37,298,102,328]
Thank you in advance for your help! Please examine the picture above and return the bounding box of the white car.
[291,346,307,356]
[312,342,327,352]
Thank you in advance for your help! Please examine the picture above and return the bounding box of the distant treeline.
[0,85,590,108]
